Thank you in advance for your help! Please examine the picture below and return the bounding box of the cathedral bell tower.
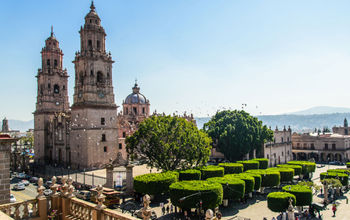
[70,2,118,168]
[34,28,69,164]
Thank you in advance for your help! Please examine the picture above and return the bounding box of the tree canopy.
[126,115,212,171]
[203,110,273,161]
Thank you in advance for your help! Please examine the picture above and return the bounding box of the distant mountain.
[195,112,350,133]
[0,119,34,132]
[288,106,350,115]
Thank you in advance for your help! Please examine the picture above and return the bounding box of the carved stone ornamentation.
[61,176,68,197]
[141,194,152,220]
[95,185,106,210]
[67,177,75,198]
[50,176,59,196]
[36,178,45,199]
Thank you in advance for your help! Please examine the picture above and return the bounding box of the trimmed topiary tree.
[346,162,350,168]
[169,180,223,209]
[134,172,178,195]
[200,165,225,179]
[179,169,201,181]
[287,161,316,175]
[218,163,243,174]
[267,168,294,183]
[320,172,348,186]
[207,176,245,200]
[252,158,269,169]
[244,172,262,191]
[246,169,280,187]
[267,192,296,213]
[236,160,260,171]
[226,174,254,194]
[282,185,312,206]
[277,164,302,176]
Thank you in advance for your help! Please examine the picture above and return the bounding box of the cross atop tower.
[90,0,95,11]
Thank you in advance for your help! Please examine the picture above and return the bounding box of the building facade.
[0,135,16,204]
[264,126,293,167]
[292,119,350,162]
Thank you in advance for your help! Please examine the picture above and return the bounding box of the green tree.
[203,110,273,161]
[126,115,212,171]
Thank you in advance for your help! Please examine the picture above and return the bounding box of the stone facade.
[1,118,9,133]
[0,135,15,204]
[264,126,293,167]
[292,120,350,162]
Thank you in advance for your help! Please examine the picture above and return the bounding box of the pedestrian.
[332,203,337,217]
[162,206,165,216]
[170,205,174,213]
[166,205,170,214]
[263,218,267,220]
[320,188,323,195]
[272,217,276,220]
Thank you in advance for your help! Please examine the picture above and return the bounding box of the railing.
[69,197,94,220]
[0,199,38,220]
[101,208,138,220]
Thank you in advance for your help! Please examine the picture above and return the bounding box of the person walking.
[170,204,174,213]
[332,203,337,217]
[166,205,170,214]
[162,206,166,216]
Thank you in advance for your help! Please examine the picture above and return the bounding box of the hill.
[288,106,350,115]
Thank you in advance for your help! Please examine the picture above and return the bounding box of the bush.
[236,160,260,171]
[244,172,262,191]
[218,163,243,174]
[179,169,201,181]
[267,192,296,213]
[327,169,350,175]
[200,166,225,180]
[267,168,294,182]
[320,172,348,186]
[282,185,312,206]
[346,162,350,168]
[225,174,254,194]
[245,169,280,187]
[251,158,269,169]
[207,176,245,200]
[169,180,223,209]
[134,172,178,195]
[287,161,316,174]
[277,164,302,176]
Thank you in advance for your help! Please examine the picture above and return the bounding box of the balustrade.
[0,199,38,220]
[69,197,94,220]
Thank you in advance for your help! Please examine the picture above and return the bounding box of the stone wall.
[0,136,12,204]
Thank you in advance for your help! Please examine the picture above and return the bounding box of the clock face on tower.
[98,91,105,98]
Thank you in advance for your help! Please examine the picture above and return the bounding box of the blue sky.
[2,0,350,121]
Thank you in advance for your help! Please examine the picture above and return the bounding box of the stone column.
[0,135,15,205]
[324,183,328,204]
[104,161,114,188]
[36,178,48,220]
[50,176,60,212]
[126,164,134,195]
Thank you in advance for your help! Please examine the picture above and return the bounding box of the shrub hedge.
[225,174,254,194]
[218,163,244,174]
[267,192,296,213]
[236,160,260,171]
[169,180,223,209]
[245,169,280,187]
[320,172,348,186]
[282,185,312,206]
[251,158,269,169]
[287,161,316,174]
[277,164,302,176]
[207,176,245,200]
[346,162,350,168]
[327,169,350,175]
[200,166,225,180]
[267,168,294,183]
[179,169,201,181]
[244,172,262,191]
[134,172,178,195]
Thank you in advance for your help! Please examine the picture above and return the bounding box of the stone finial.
[205,209,214,220]
[67,177,75,198]
[50,176,59,196]
[95,185,106,210]
[61,176,68,196]
[141,194,152,220]
[36,178,45,199]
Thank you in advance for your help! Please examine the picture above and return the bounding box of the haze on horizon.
[2,0,350,121]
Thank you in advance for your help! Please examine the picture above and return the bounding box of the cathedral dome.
[124,83,148,104]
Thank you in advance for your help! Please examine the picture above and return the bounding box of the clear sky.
[2,0,350,121]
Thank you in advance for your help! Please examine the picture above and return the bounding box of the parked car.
[21,180,30,186]
[76,190,91,201]
[13,183,25,191]
[44,189,52,196]
[29,177,39,184]
[10,194,16,203]
[17,173,26,179]
[44,181,52,189]
[10,177,21,184]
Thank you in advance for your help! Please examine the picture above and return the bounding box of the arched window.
[47,59,50,66]
[97,71,104,83]
[54,59,58,68]
[90,70,94,76]
[54,84,59,94]
[88,40,92,49]
[97,40,100,49]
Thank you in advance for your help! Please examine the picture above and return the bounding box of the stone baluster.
[15,204,20,219]
[50,176,60,214]
[62,177,74,218]
[23,202,29,218]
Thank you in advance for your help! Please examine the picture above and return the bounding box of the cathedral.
[33,2,151,169]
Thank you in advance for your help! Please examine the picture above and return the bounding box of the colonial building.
[264,126,293,167]
[292,119,350,162]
